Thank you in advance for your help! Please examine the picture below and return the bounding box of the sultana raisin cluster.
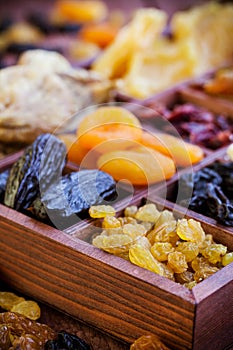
[90,204,233,289]
[0,292,41,320]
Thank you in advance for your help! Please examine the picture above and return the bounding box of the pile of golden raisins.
[90,203,233,289]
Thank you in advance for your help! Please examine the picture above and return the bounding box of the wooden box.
[0,150,233,350]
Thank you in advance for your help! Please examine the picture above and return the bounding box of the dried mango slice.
[92,8,167,79]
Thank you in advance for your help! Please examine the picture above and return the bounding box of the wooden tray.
[0,150,233,350]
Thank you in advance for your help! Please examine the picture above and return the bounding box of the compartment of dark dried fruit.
[160,157,233,228]
[133,88,233,151]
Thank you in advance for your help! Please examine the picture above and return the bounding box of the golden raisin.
[89,205,115,218]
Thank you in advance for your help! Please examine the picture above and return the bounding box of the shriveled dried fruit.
[89,204,115,218]
[0,292,25,311]
[90,203,232,288]
[45,330,91,350]
[192,257,219,282]
[4,133,67,210]
[92,233,134,254]
[130,333,171,349]
[11,300,41,320]
[176,242,199,262]
[0,312,55,349]
[124,205,138,218]
[32,170,117,228]
[122,223,147,239]
[201,244,227,264]
[135,204,160,223]
[102,215,121,228]
[129,243,165,276]
[167,251,188,273]
[151,242,174,262]
[176,219,205,244]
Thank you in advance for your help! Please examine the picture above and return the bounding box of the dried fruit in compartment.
[11,300,41,321]
[0,292,41,320]
[0,169,10,203]
[140,130,204,167]
[97,147,176,185]
[0,292,25,311]
[4,133,67,211]
[130,333,171,350]
[45,330,91,350]
[0,312,55,349]
[90,203,232,288]
[77,106,142,153]
[178,161,233,226]
[32,170,116,228]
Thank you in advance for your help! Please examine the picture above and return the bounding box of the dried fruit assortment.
[0,0,122,69]
[92,2,233,98]
[90,203,233,289]
[177,161,233,226]
[0,133,117,228]
[0,290,92,350]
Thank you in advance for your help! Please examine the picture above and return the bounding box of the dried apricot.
[54,0,108,23]
[77,106,142,153]
[66,138,100,168]
[80,22,118,48]
[97,146,176,185]
[140,130,204,167]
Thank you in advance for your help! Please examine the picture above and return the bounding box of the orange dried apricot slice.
[77,106,142,153]
[59,134,99,168]
[140,130,204,167]
[80,22,118,48]
[54,0,108,23]
[97,146,175,185]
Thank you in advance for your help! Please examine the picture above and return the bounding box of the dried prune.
[0,169,10,203]
[32,169,117,228]
[178,162,233,226]
[45,330,90,350]
[4,134,67,211]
